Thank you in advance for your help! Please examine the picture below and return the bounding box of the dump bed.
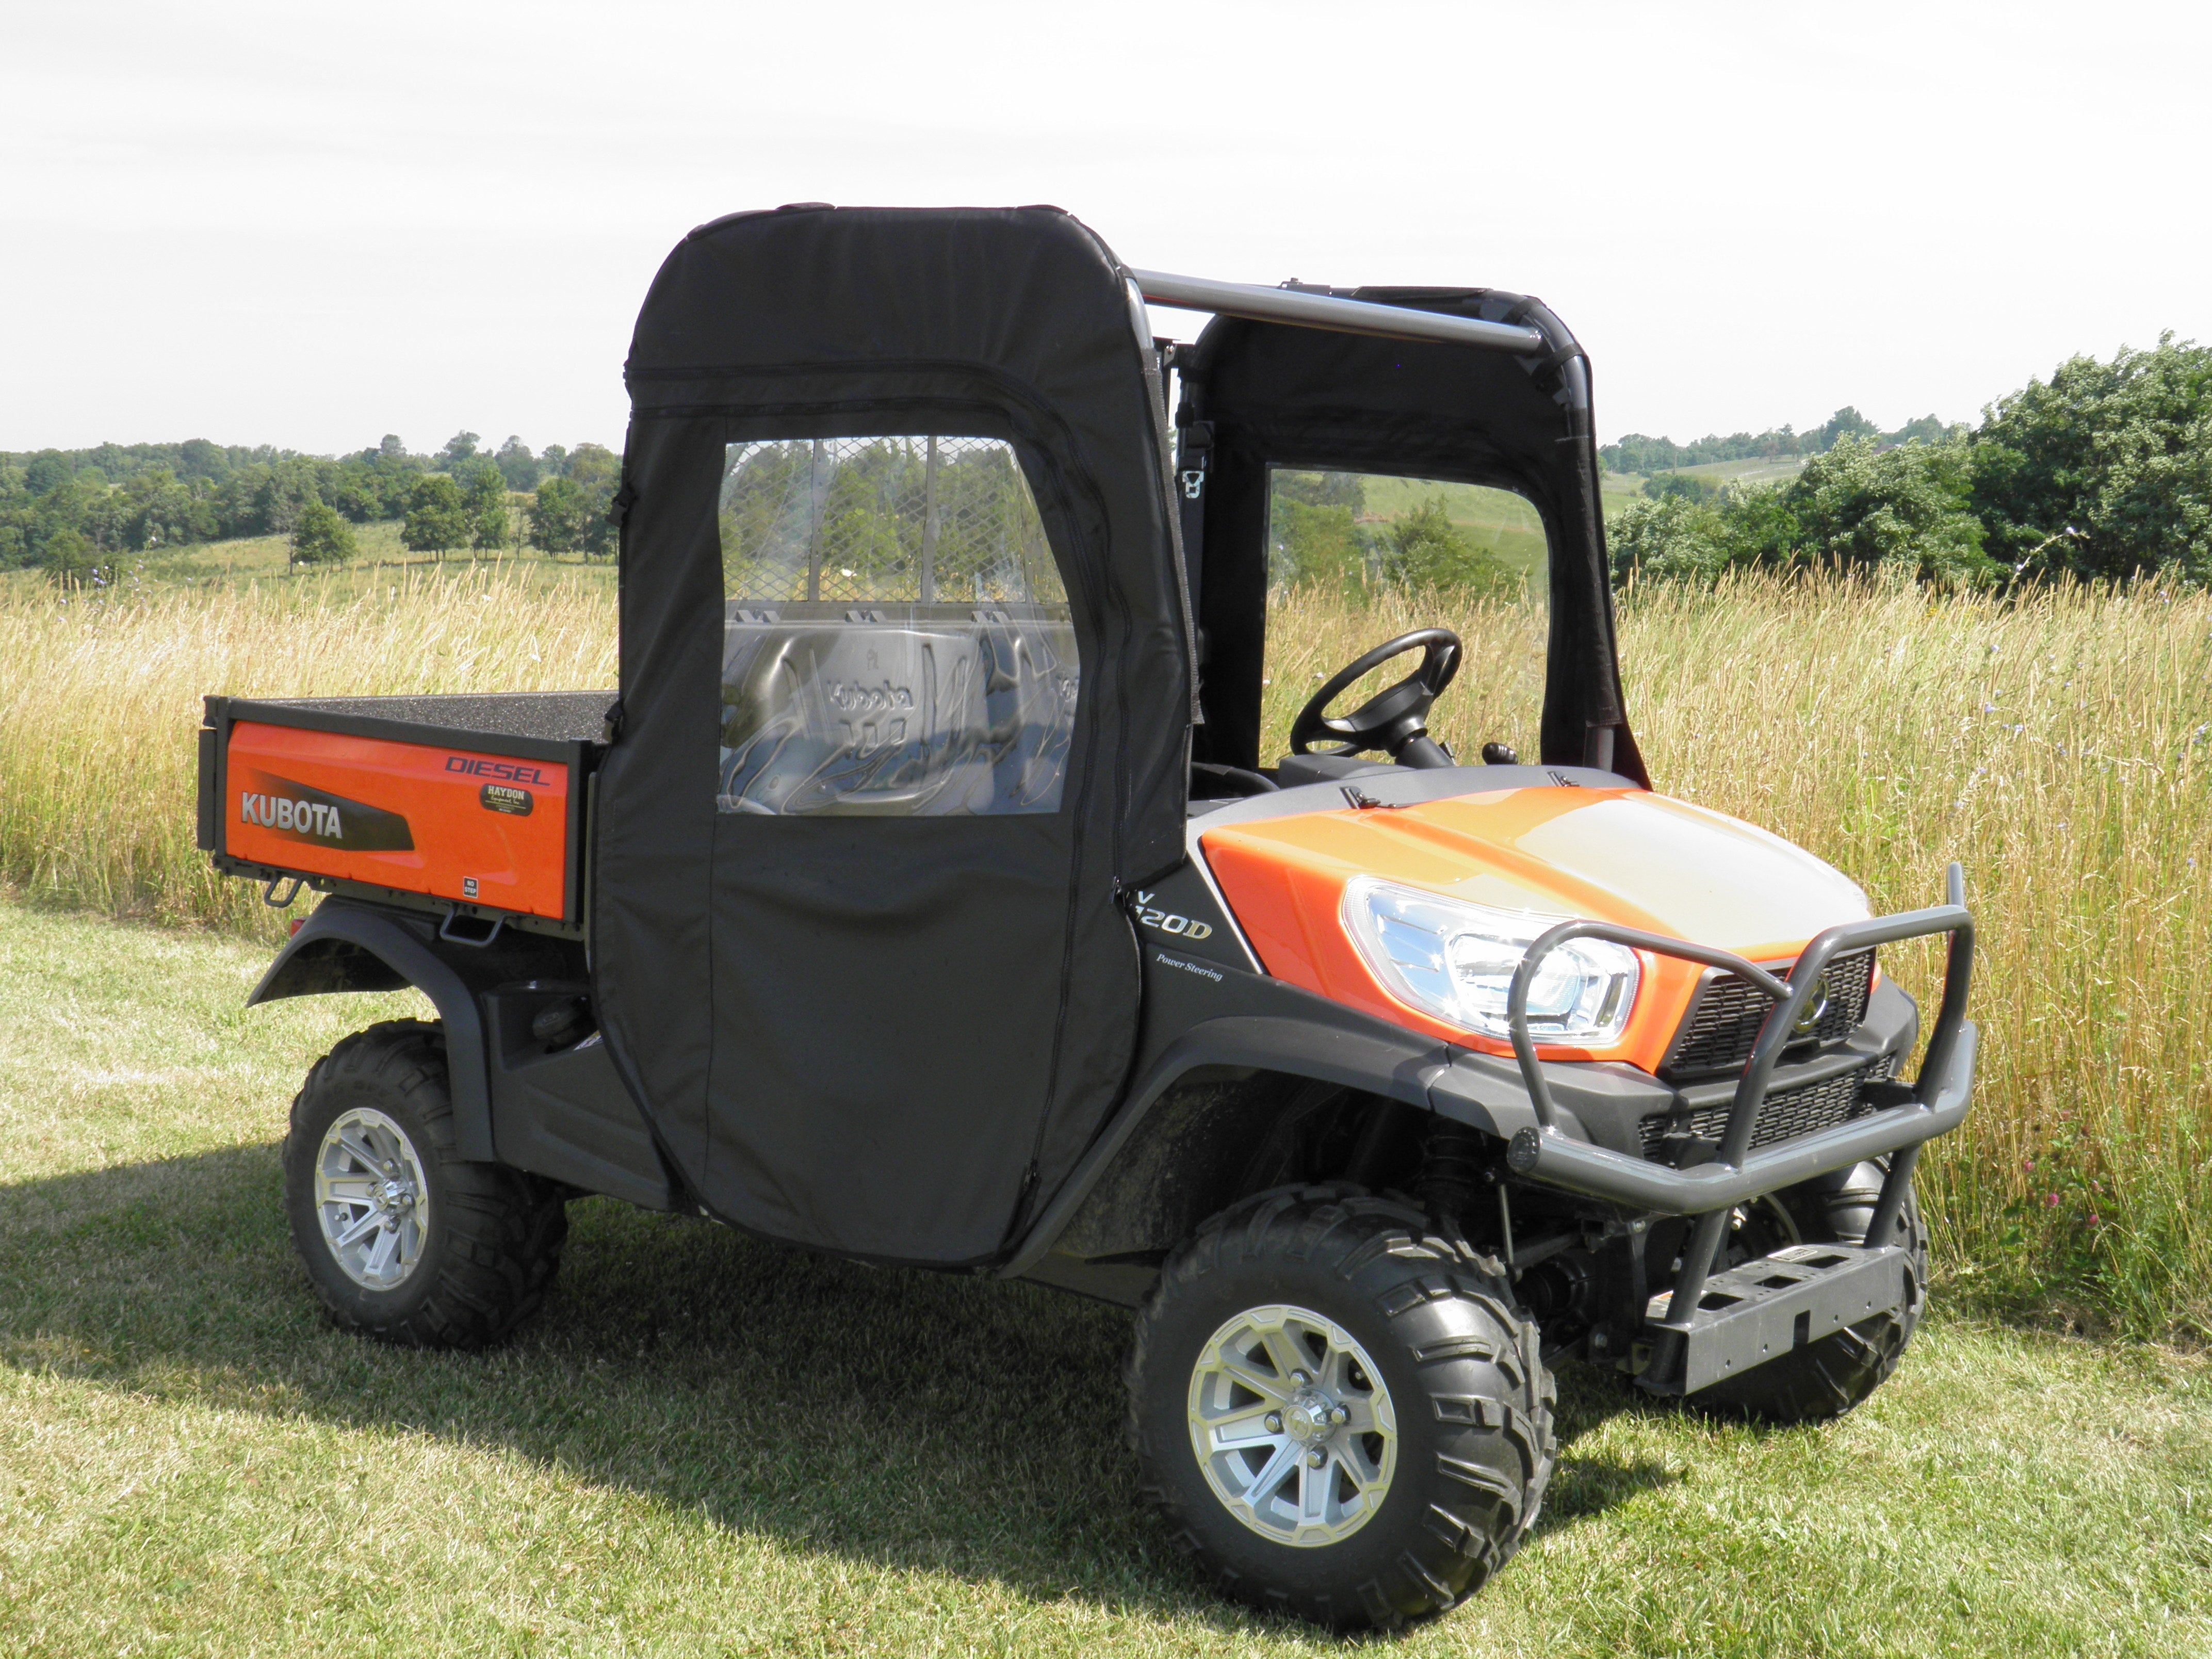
[198,692,611,935]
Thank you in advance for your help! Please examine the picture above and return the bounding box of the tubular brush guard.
[1501,864,1975,1393]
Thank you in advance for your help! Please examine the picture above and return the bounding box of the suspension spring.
[1417,1119,1489,1223]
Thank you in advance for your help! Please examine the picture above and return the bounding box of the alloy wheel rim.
[1186,1303,1397,1547]
[314,1107,431,1291]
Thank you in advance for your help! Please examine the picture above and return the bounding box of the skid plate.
[1642,1242,1910,1396]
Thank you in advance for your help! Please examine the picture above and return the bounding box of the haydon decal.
[236,770,415,851]
[1131,890,1213,940]
[479,783,534,816]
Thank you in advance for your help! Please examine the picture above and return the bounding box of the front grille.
[1638,1054,1898,1161]
[1663,947,1876,1079]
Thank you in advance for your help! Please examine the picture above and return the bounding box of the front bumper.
[1503,1022,1974,1214]
[1641,1240,1917,1396]
[1501,862,1975,1218]
[1501,864,1974,1392]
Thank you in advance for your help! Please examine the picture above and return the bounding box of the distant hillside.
[1601,409,1955,476]
[0,432,615,572]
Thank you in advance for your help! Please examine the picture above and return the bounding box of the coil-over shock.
[1417,1118,1489,1226]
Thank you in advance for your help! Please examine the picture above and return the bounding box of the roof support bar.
[1131,269,1547,354]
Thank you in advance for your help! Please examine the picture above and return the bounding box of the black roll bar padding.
[1502,863,1975,1333]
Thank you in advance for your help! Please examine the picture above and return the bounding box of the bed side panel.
[223,720,574,920]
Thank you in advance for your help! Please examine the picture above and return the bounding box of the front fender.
[249,901,497,1162]
[1003,959,1619,1277]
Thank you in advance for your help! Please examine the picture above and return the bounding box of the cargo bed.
[198,692,611,937]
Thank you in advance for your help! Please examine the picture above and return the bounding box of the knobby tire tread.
[1126,1183,1556,1630]
[284,1019,566,1351]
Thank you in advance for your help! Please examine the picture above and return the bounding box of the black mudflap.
[1637,1243,1911,1397]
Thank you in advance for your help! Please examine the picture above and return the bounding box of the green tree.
[1611,436,1995,588]
[29,471,110,560]
[1887,414,1956,447]
[1267,471,1372,592]
[1972,333,2212,583]
[40,527,105,584]
[1816,406,1881,449]
[1771,435,1992,583]
[401,474,470,559]
[1380,495,1513,592]
[462,463,510,552]
[437,431,481,470]
[290,498,357,565]
[1644,470,1723,503]
[565,442,618,490]
[529,476,589,556]
[565,444,622,557]
[117,467,214,548]
[494,436,541,492]
[1609,490,1738,581]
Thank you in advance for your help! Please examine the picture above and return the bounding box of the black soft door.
[701,432,1093,1262]
[594,207,1194,1268]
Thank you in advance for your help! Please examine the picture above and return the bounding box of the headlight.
[1341,877,1641,1046]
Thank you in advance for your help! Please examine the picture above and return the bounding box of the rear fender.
[250,900,499,1161]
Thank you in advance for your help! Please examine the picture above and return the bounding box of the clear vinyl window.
[1266,470,1546,597]
[715,436,1079,817]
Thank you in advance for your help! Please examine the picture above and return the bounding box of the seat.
[718,607,1077,816]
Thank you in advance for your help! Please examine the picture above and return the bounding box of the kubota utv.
[197,205,1976,1628]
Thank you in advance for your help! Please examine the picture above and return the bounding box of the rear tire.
[1691,1160,1927,1423]
[1126,1185,1555,1630]
[282,1019,567,1349]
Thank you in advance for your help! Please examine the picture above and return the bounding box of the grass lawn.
[2,903,2209,1656]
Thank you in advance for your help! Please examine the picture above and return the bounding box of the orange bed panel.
[223,721,575,920]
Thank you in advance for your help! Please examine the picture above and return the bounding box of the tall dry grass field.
[0,567,618,938]
[3,571,2207,1335]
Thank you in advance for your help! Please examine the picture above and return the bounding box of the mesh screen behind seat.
[720,436,1064,607]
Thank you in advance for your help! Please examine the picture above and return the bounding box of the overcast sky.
[5,1,2206,457]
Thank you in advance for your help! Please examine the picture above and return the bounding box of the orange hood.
[1199,784,1871,1069]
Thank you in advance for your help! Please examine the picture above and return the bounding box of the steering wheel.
[1290,628,1462,768]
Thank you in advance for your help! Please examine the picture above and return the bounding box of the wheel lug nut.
[1290,1370,1310,1385]
[1330,1404,1349,1426]
[1305,1449,1326,1468]
[1264,1412,1283,1433]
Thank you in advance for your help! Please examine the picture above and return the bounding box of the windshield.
[1259,469,1550,764]
[1266,470,1543,598]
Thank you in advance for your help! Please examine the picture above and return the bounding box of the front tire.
[282,1020,567,1349]
[1127,1186,1555,1630]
